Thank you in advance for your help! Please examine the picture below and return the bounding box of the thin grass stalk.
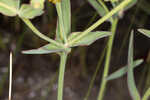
[57,52,68,100]
[9,52,12,100]
[97,18,118,100]
[84,46,106,100]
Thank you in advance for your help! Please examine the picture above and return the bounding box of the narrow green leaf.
[30,0,45,9]
[55,0,71,42]
[19,4,44,19]
[61,0,71,36]
[142,87,150,100]
[138,29,150,38]
[106,59,143,81]
[127,31,141,100]
[68,31,111,47]
[0,0,20,16]
[22,43,64,54]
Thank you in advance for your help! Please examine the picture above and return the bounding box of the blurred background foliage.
[0,0,150,100]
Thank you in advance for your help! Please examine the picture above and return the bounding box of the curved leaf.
[127,31,141,100]
[22,43,64,54]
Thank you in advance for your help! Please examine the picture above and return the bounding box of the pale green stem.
[56,2,68,43]
[67,0,131,47]
[57,52,68,100]
[97,18,118,100]
[21,18,65,48]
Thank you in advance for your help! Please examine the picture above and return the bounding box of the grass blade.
[106,59,143,81]
[9,52,12,100]
[127,31,141,100]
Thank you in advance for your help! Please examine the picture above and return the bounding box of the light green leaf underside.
[68,31,111,47]
[22,43,64,54]
[106,59,143,81]
[0,0,20,16]
[127,31,141,100]
[61,0,71,36]
[19,4,44,19]
[138,29,150,38]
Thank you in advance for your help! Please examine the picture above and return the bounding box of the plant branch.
[97,18,118,100]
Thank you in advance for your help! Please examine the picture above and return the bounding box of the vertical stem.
[9,52,12,100]
[97,18,118,100]
[57,52,68,100]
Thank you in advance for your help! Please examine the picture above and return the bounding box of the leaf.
[138,29,150,38]
[30,0,45,9]
[19,4,44,19]
[22,43,64,54]
[61,0,71,36]
[68,31,111,47]
[127,31,141,100]
[106,59,143,81]
[142,87,150,100]
[56,0,71,41]
[0,0,20,16]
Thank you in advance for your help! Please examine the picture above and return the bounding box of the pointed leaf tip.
[22,43,64,54]
[68,31,111,47]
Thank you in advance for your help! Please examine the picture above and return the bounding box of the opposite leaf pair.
[23,31,111,54]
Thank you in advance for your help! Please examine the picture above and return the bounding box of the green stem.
[21,18,65,48]
[57,52,68,100]
[67,0,131,47]
[97,18,118,100]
